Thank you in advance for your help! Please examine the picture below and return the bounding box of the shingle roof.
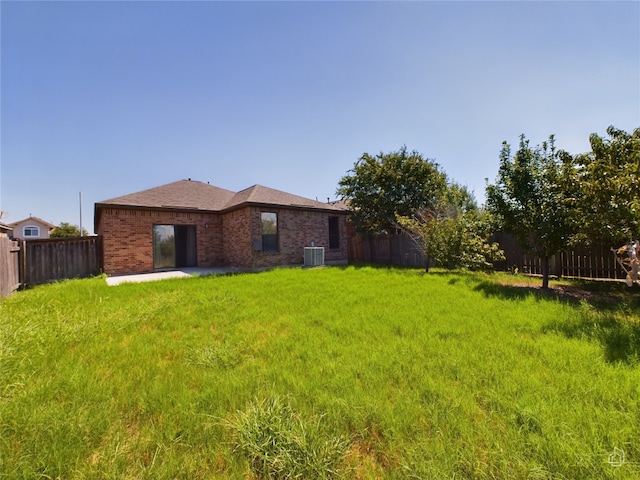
[95,180,348,230]
[224,184,346,212]
[96,180,236,211]
[8,216,56,229]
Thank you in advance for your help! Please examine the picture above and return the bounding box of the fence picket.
[23,237,102,286]
[0,236,103,297]
[0,237,20,297]
[348,232,628,280]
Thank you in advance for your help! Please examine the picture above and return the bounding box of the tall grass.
[225,395,348,479]
[1,266,639,479]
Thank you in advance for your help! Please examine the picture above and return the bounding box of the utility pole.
[79,192,83,237]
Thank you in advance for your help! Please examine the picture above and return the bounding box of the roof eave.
[221,201,350,215]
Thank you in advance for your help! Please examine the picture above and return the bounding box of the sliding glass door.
[153,225,197,269]
[153,225,175,269]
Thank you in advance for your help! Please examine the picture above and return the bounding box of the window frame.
[328,216,340,249]
[260,212,279,253]
[23,226,40,237]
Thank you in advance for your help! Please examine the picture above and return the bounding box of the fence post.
[18,239,26,289]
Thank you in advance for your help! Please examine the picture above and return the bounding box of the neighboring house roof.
[95,179,348,229]
[8,216,56,229]
[0,222,11,233]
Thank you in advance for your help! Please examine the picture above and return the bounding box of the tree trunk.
[541,256,550,289]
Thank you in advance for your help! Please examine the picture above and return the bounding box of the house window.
[329,216,340,249]
[23,226,39,237]
[261,212,278,253]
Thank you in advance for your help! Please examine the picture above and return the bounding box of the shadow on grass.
[335,261,421,271]
[473,279,640,366]
[473,277,640,310]
[472,280,582,305]
[544,311,640,365]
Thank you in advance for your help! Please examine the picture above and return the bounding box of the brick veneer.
[222,206,348,268]
[98,206,348,275]
[97,208,221,275]
[222,207,252,267]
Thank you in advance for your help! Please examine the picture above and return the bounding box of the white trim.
[23,225,40,237]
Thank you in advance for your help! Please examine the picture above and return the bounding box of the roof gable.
[9,216,56,229]
[224,185,345,212]
[97,180,236,211]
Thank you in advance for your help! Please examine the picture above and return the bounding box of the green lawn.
[1,266,639,479]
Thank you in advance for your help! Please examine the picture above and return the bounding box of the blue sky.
[1,1,638,232]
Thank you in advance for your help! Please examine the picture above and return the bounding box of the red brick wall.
[235,207,348,268]
[221,207,253,267]
[98,206,349,274]
[97,208,221,275]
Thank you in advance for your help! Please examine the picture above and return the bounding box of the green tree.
[397,184,504,271]
[336,146,448,234]
[570,126,640,246]
[486,135,574,288]
[50,222,88,238]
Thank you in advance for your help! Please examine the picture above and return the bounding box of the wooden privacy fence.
[492,233,628,280]
[0,236,103,297]
[0,236,20,298]
[349,232,629,280]
[348,233,425,268]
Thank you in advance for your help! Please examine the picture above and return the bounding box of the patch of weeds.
[512,406,542,435]
[225,396,349,479]
[188,342,243,369]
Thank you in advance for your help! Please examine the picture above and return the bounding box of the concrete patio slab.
[105,267,242,286]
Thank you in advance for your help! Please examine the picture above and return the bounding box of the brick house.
[94,179,349,275]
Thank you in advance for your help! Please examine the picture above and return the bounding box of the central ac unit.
[304,247,325,267]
